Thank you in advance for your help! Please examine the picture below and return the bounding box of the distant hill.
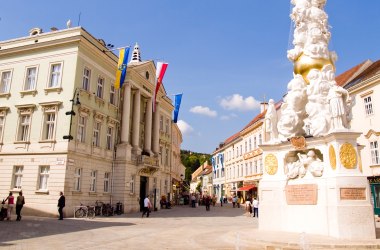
[180,150,211,181]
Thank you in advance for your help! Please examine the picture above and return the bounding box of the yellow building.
[0,26,182,216]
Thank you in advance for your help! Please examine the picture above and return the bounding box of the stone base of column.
[116,143,132,161]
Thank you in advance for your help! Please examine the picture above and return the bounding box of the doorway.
[140,176,148,212]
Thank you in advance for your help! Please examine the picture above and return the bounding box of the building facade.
[0,27,182,216]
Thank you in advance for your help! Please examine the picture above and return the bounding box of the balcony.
[133,154,160,175]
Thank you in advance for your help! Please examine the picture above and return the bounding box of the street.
[1,203,380,249]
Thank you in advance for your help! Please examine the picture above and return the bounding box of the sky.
[1,1,380,154]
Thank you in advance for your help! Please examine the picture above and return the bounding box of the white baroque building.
[0,26,183,216]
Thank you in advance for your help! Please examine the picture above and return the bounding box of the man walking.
[58,191,65,220]
[252,197,259,217]
[142,195,152,218]
[16,191,25,221]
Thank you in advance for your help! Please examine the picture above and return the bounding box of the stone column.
[120,83,131,143]
[132,89,141,150]
[144,97,153,154]
[152,103,160,155]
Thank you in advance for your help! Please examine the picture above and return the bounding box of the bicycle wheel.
[87,208,95,219]
[75,208,84,218]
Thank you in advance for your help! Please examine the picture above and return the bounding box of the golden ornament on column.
[293,53,334,84]
[329,145,336,170]
[339,143,357,169]
[265,153,278,175]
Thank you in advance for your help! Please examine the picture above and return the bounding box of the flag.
[114,47,130,89]
[173,93,182,123]
[153,62,168,112]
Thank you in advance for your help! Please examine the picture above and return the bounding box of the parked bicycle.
[95,200,103,216]
[75,203,95,219]
[101,203,114,216]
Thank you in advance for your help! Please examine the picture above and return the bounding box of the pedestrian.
[237,196,241,208]
[212,195,216,206]
[205,195,211,211]
[219,196,223,207]
[58,191,65,220]
[16,191,25,221]
[245,199,252,216]
[4,192,14,220]
[142,195,152,218]
[252,197,259,217]
[191,194,196,208]
[232,195,237,208]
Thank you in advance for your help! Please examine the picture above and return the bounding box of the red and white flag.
[153,62,168,112]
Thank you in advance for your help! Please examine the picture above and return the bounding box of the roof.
[336,60,373,87]
[344,59,380,89]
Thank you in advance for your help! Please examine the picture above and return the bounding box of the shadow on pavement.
[0,217,135,245]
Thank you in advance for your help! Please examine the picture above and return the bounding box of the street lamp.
[63,89,81,140]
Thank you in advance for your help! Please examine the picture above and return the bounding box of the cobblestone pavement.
[1,203,380,249]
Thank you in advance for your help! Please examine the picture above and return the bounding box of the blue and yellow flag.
[114,47,130,89]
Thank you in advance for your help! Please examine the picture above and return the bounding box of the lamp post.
[63,89,81,140]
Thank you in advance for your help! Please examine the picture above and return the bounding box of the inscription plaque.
[340,188,366,200]
[285,184,317,205]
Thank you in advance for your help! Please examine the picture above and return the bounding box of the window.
[104,172,110,193]
[74,168,82,191]
[93,121,101,147]
[13,166,23,189]
[250,162,253,175]
[106,126,114,150]
[165,148,169,166]
[130,175,135,194]
[77,115,87,143]
[245,163,248,176]
[259,159,263,173]
[159,115,163,131]
[90,170,97,192]
[364,96,373,116]
[18,115,31,142]
[370,141,380,165]
[109,85,117,105]
[249,138,252,151]
[48,63,62,88]
[96,76,104,98]
[0,115,4,142]
[24,67,37,91]
[245,141,247,153]
[42,113,56,140]
[160,146,163,165]
[82,67,91,91]
[254,137,257,149]
[240,145,242,156]
[165,118,170,134]
[38,166,49,190]
[0,70,11,93]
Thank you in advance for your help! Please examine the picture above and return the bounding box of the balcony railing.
[133,154,159,167]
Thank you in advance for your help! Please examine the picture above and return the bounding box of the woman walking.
[4,192,14,220]
[16,191,25,221]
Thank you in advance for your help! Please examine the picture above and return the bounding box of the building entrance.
[140,176,148,211]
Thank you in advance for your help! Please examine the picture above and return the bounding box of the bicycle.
[75,203,95,219]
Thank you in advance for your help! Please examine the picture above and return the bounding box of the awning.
[237,184,256,191]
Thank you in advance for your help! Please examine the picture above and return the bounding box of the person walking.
[252,197,259,217]
[142,195,152,218]
[237,196,241,208]
[4,192,14,220]
[245,199,252,216]
[191,194,196,208]
[205,195,211,211]
[16,191,25,221]
[58,191,65,220]
[232,195,237,208]
[219,196,223,207]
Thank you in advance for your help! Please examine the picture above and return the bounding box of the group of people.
[244,197,259,217]
[2,191,65,221]
[2,191,25,221]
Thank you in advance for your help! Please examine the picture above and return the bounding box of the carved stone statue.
[265,99,279,143]
[328,84,349,131]
[285,150,324,180]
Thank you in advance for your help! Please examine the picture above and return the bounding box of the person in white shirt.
[142,195,152,218]
[252,197,259,217]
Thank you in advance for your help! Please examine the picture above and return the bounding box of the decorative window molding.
[0,107,9,144]
[21,66,39,97]
[15,104,35,143]
[82,67,91,91]
[44,61,63,94]
[39,101,61,142]
[360,90,374,98]
[0,69,13,98]
[365,129,380,139]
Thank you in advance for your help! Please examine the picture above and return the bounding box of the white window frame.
[0,111,5,143]
[77,114,87,143]
[82,67,91,91]
[0,70,12,94]
[370,141,380,165]
[43,112,56,140]
[48,63,62,88]
[74,168,82,191]
[24,66,38,91]
[106,126,114,150]
[38,166,50,191]
[90,170,97,192]
[104,172,110,193]
[96,76,104,99]
[109,85,118,106]
[13,166,23,189]
[93,121,101,147]
[364,96,374,116]
[17,114,31,142]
